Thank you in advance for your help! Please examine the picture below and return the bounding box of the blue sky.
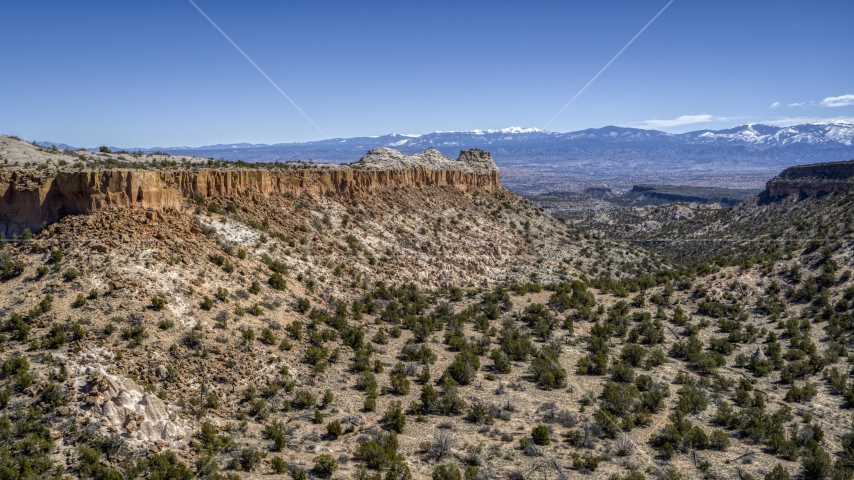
[1,0,852,147]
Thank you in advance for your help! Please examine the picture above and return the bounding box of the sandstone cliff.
[0,148,500,235]
[764,159,854,198]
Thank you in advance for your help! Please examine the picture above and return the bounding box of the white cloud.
[641,115,719,128]
[788,102,807,107]
[820,94,854,107]
[769,102,781,109]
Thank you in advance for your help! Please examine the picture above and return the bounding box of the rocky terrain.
[606,186,760,209]
[1,134,854,480]
[1,139,500,237]
[526,185,760,221]
[764,160,854,199]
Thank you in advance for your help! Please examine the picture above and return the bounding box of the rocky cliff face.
[0,148,500,235]
[764,159,854,198]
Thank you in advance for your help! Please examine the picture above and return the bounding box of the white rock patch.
[65,349,189,448]
[199,219,260,245]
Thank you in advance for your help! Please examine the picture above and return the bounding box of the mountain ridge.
[26,122,854,194]
[31,121,854,155]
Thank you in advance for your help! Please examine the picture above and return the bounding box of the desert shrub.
[353,430,402,470]
[249,398,269,419]
[676,384,708,414]
[357,372,379,395]
[142,451,195,479]
[264,419,287,451]
[709,336,735,355]
[465,400,495,425]
[39,383,66,409]
[215,287,229,301]
[268,272,286,290]
[576,351,608,376]
[259,327,277,345]
[296,297,311,313]
[764,464,790,480]
[201,296,213,310]
[372,328,388,345]
[709,429,731,450]
[650,413,710,458]
[284,322,303,341]
[430,431,454,460]
[800,447,832,480]
[383,401,406,433]
[601,381,640,417]
[609,469,646,480]
[288,465,307,480]
[784,383,818,403]
[232,447,265,472]
[73,293,87,308]
[3,312,30,342]
[304,345,329,369]
[490,349,512,374]
[432,463,461,480]
[620,344,648,367]
[311,454,338,477]
[293,390,316,409]
[121,325,147,348]
[205,393,219,410]
[151,296,167,310]
[326,421,343,439]
[645,348,667,368]
[611,361,636,383]
[445,350,480,386]
[522,303,556,341]
[421,383,467,416]
[271,456,287,474]
[42,324,66,349]
[615,433,636,457]
[49,249,63,267]
[400,341,437,364]
[531,425,550,445]
[390,371,410,395]
[77,446,121,479]
[0,252,25,280]
[418,365,432,384]
[530,343,567,389]
[572,453,601,472]
[63,267,79,281]
[179,330,201,349]
[242,328,255,342]
[498,321,533,361]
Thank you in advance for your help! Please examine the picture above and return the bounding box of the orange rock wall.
[0,167,500,234]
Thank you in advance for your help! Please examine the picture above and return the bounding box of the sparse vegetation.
[1,148,854,480]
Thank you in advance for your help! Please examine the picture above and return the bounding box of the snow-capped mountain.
[686,121,854,146]
[72,121,854,171]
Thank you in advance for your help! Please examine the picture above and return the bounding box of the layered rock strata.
[764,159,854,198]
[0,147,500,234]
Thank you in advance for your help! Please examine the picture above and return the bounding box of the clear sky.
[1,0,852,147]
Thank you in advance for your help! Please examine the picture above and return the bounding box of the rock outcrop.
[0,148,499,235]
[764,159,854,198]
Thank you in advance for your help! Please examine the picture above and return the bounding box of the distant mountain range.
[39,121,854,172]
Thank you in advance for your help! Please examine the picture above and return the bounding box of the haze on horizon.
[1,0,853,148]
